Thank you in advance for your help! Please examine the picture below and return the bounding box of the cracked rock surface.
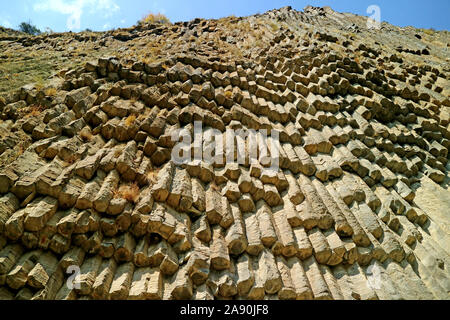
[0,6,449,300]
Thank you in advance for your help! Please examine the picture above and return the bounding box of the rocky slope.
[0,6,449,300]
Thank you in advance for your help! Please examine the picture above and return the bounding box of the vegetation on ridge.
[18,20,41,35]
[137,12,171,25]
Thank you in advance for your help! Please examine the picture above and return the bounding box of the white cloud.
[103,23,111,30]
[1,19,12,28]
[120,19,125,24]
[90,0,119,17]
[0,14,12,28]
[34,0,120,30]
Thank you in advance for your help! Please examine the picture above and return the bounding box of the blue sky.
[0,0,449,33]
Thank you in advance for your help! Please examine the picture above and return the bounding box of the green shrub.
[18,20,41,35]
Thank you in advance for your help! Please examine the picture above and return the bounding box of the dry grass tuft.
[79,129,93,142]
[65,153,79,164]
[147,167,161,185]
[269,22,279,32]
[138,13,171,25]
[224,90,233,99]
[423,28,435,36]
[114,182,140,203]
[125,114,137,127]
[17,144,25,156]
[44,87,57,96]
[24,104,45,118]
[34,81,44,91]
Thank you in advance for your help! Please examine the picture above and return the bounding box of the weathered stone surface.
[151,161,174,202]
[192,214,211,243]
[93,170,120,213]
[129,267,163,300]
[32,266,64,299]
[225,203,248,255]
[255,200,277,248]
[5,209,27,241]
[326,183,371,247]
[323,229,345,266]
[114,232,136,263]
[27,252,59,289]
[313,180,352,236]
[210,226,230,271]
[186,245,210,286]
[207,268,237,298]
[298,175,334,230]
[285,256,314,299]
[160,243,179,275]
[75,174,103,210]
[59,247,85,272]
[242,210,264,256]
[24,197,58,232]
[307,228,332,264]
[272,206,297,257]
[303,256,332,300]
[263,184,282,207]
[350,202,383,239]
[91,258,117,299]
[58,176,85,209]
[5,250,40,290]
[65,87,91,108]
[116,141,138,181]
[0,193,20,234]
[168,264,193,300]
[0,244,23,274]
[0,7,449,301]
[167,167,193,212]
[75,255,102,296]
[254,249,282,295]
[191,178,206,212]
[109,262,134,300]
[285,172,304,205]
[205,187,225,225]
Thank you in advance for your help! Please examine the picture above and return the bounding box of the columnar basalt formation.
[0,6,449,300]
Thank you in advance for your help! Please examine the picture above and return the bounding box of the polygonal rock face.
[0,5,449,301]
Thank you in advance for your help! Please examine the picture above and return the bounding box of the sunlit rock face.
[0,5,449,300]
